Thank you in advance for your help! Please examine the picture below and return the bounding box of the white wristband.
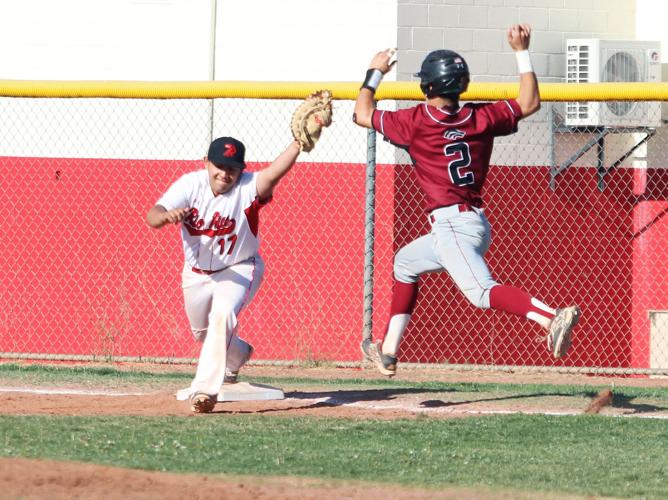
[515,50,533,74]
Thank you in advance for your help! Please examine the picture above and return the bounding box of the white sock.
[528,298,556,329]
[381,314,411,357]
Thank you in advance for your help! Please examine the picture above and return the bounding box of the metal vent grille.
[602,50,641,116]
[566,44,590,120]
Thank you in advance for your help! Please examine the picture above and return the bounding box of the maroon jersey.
[372,100,522,212]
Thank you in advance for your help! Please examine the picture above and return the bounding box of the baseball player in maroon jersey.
[147,137,302,412]
[353,24,581,377]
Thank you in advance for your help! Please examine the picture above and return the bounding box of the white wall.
[0,0,397,81]
[0,0,397,163]
[217,0,397,81]
[636,0,668,63]
[0,0,214,159]
[214,0,398,163]
[1,0,664,163]
[0,0,212,80]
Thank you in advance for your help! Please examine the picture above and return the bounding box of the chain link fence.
[0,83,666,374]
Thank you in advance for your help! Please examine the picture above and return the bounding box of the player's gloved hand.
[290,90,333,153]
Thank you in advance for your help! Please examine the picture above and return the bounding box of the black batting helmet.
[415,50,470,98]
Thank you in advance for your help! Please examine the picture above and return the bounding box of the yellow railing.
[2,80,668,101]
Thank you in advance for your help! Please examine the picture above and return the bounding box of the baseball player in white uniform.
[147,136,302,413]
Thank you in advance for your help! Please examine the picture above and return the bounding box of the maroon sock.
[489,284,554,320]
[390,281,419,315]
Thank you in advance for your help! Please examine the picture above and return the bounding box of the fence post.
[362,127,377,344]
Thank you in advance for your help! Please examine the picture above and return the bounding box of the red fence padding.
[1,156,666,367]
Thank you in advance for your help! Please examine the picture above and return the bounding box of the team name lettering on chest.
[184,208,236,237]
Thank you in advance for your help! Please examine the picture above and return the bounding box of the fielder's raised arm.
[255,141,301,200]
[508,24,540,118]
[353,48,396,128]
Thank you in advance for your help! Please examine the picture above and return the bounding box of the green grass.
[0,363,191,384]
[1,414,667,498]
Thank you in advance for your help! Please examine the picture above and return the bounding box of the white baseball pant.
[395,205,496,308]
[181,256,264,397]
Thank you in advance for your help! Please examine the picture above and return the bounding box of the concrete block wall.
[395,0,639,167]
[397,0,636,83]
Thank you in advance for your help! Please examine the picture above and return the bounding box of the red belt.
[191,267,222,275]
[429,203,473,223]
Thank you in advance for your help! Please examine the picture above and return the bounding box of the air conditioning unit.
[565,39,661,127]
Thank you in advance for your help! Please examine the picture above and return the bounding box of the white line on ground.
[0,387,150,397]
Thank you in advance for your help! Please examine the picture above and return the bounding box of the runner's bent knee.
[394,254,420,283]
[459,284,494,309]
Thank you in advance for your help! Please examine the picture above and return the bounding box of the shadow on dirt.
[610,394,667,414]
[212,387,583,414]
[209,386,668,416]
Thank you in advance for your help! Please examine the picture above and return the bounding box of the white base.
[176,382,284,402]
[218,382,284,402]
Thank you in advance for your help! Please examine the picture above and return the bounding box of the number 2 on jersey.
[444,142,473,186]
[218,234,237,255]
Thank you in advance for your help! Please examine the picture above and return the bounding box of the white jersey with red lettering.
[157,170,267,272]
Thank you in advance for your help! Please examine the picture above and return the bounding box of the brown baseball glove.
[291,89,333,152]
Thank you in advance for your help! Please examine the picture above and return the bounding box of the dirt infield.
[0,457,594,500]
[1,364,667,499]
[1,364,667,418]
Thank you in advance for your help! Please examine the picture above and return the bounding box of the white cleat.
[547,306,582,358]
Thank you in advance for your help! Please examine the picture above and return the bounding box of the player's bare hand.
[369,48,397,74]
[507,24,531,51]
[163,207,191,225]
